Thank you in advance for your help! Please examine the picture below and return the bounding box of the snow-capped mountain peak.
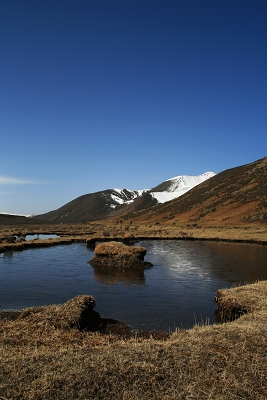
[150,172,216,203]
[105,172,216,210]
[35,171,216,222]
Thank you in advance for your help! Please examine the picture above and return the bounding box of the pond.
[16,234,60,241]
[1,240,267,332]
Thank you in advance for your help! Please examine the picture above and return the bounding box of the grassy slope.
[23,156,267,224]
[117,156,267,225]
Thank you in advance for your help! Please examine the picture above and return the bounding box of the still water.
[1,240,267,331]
[16,234,60,241]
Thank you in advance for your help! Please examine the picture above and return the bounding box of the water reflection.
[2,251,14,258]
[142,240,267,285]
[198,241,267,283]
[92,266,145,284]
[1,240,267,331]
[25,234,60,241]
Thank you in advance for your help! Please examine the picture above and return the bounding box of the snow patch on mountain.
[110,189,143,204]
[150,172,216,203]
[100,172,215,211]
[103,172,216,210]
[104,188,148,208]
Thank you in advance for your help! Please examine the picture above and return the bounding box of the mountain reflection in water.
[1,240,267,332]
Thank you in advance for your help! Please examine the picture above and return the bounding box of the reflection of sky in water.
[142,240,267,285]
[1,240,267,332]
[24,234,60,241]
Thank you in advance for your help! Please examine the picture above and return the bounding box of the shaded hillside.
[0,214,45,226]
[118,157,267,225]
[36,190,158,223]
[35,191,116,223]
[35,189,145,223]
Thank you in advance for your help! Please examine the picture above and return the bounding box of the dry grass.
[1,222,267,398]
[1,282,267,399]
[215,280,267,321]
[0,221,266,253]
[16,295,97,330]
[89,241,151,269]
[94,241,146,257]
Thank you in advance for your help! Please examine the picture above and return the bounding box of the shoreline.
[1,221,267,253]
[1,280,267,399]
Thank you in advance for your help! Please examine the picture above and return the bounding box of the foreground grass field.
[1,282,267,399]
[1,222,267,399]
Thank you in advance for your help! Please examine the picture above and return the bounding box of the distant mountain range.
[2,156,266,227]
[34,172,216,223]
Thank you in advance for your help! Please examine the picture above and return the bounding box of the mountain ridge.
[120,156,267,225]
[2,157,266,227]
[34,172,215,223]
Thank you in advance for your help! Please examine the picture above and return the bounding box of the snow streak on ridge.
[151,172,216,203]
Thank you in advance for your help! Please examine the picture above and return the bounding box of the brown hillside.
[118,156,267,225]
[35,191,118,223]
[0,214,46,226]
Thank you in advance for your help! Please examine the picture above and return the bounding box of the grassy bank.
[1,222,267,398]
[0,221,267,253]
[1,281,267,399]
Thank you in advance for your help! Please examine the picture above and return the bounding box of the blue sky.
[1,0,266,215]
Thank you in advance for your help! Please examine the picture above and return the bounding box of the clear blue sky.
[1,0,266,215]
